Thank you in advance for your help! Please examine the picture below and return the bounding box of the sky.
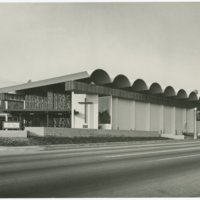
[0,3,200,94]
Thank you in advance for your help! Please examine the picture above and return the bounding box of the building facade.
[0,69,199,135]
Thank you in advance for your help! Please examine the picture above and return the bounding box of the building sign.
[3,122,20,129]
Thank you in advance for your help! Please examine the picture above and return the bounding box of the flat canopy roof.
[0,71,89,93]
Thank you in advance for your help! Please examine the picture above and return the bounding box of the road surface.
[1,140,200,197]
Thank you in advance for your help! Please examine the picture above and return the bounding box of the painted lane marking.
[40,141,200,154]
[44,140,200,151]
[0,141,198,154]
[0,141,199,158]
[2,143,200,165]
[37,143,200,157]
[1,141,199,158]
[105,146,200,158]
[153,153,200,162]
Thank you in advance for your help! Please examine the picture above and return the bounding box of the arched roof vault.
[112,74,131,88]
[189,92,198,101]
[164,86,176,97]
[177,89,188,99]
[90,69,111,85]
[132,79,148,92]
[149,82,163,94]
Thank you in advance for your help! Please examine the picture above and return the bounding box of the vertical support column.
[86,97,90,128]
[146,103,151,131]
[5,101,8,110]
[130,101,135,130]
[116,98,119,130]
[109,96,112,130]
[86,94,98,129]
[183,108,187,134]
[172,107,176,135]
[160,105,164,134]
[5,114,8,122]
[71,91,75,128]
[112,98,119,130]
[194,107,197,139]
[4,114,8,131]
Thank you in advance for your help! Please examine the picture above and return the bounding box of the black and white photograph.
[0,1,200,198]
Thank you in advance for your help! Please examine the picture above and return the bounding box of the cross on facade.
[79,98,93,123]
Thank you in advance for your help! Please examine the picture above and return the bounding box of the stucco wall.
[112,97,118,130]
[135,101,148,131]
[164,106,174,134]
[175,108,187,134]
[87,94,99,129]
[71,92,98,129]
[196,121,200,135]
[112,98,135,131]
[186,108,195,133]
[70,94,195,135]
[150,104,162,132]
[118,98,132,130]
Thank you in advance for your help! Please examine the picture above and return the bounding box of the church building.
[0,69,199,136]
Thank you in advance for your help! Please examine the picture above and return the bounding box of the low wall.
[0,130,27,138]
[161,134,184,140]
[25,127,45,137]
[25,127,160,138]
[99,124,112,130]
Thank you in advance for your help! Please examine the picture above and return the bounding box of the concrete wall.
[112,99,164,132]
[118,99,132,130]
[71,92,98,129]
[112,98,118,130]
[164,106,174,134]
[26,127,159,138]
[135,101,150,131]
[150,104,162,132]
[87,94,99,129]
[112,98,135,131]
[0,130,27,137]
[25,127,45,137]
[175,108,187,135]
[111,98,195,135]
[186,108,195,133]
[197,121,200,135]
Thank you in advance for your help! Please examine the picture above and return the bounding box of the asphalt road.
[1,140,200,197]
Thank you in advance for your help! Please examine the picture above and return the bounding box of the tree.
[99,110,111,124]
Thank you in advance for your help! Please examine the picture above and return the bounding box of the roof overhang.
[0,71,90,93]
